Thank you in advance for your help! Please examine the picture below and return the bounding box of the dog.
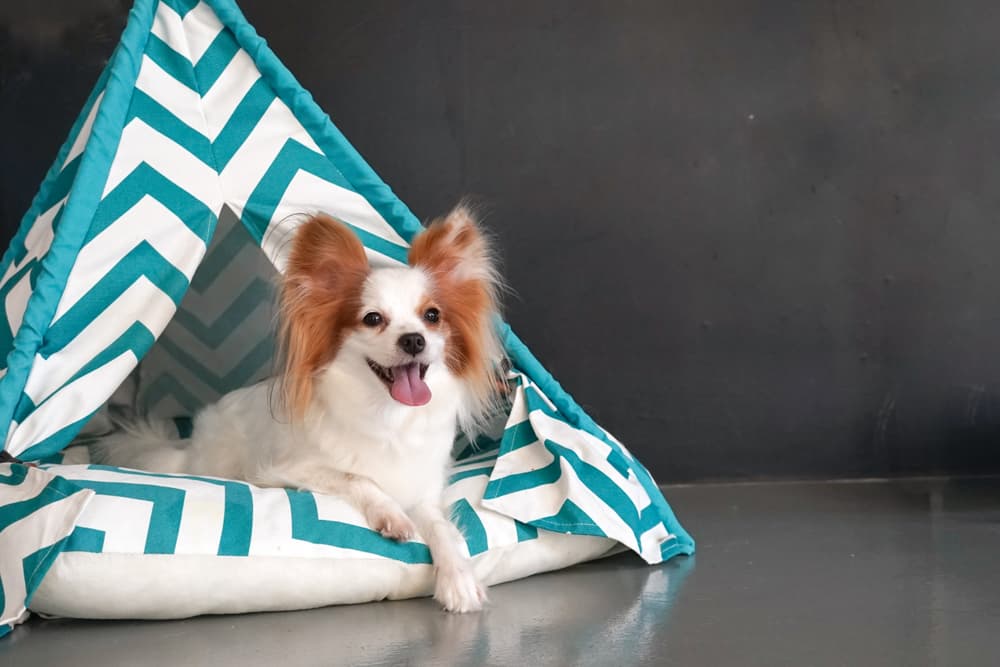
[93,205,506,613]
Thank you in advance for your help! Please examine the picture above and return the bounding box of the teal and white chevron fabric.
[0,0,693,632]
[0,464,94,637]
[29,443,618,620]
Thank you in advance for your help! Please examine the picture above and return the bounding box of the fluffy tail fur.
[90,419,190,474]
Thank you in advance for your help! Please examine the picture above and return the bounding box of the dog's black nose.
[398,333,426,356]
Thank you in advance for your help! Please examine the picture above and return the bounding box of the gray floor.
[3,478,1000,666]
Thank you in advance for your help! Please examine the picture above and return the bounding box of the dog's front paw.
[435,566,487,613]
[366,503,417,541]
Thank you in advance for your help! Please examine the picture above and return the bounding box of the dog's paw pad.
[367,506,416,542]
[435,567,487,613]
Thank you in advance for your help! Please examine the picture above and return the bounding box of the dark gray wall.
[4,1,1000,482]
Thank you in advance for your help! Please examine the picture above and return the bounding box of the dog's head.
[278,205,504,429]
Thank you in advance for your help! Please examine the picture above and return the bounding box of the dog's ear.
[284,213,369,296]
[409,204,505,425]
[408,204,497,286]
[279,214,369,420]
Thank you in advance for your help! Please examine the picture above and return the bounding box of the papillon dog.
[94,205,506,613]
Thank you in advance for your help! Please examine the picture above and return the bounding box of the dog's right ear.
[279,214,370,420]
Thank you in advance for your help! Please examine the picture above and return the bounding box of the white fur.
[94,263,489,612]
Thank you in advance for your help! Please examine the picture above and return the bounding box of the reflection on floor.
[3,477,1000,666]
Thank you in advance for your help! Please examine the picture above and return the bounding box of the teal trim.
[0,64,107,286]
[69,478,185,554]
[285,489,431,564]
[65,526,106,553]
[522,383,631,477]
[16,323,157,461]
[206,0,426,243]
[449,499,488,556]
[487,439,644,545]
[502,329,695,553]
[0,0,159,452]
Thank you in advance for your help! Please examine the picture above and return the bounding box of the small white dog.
[94,205,505,613]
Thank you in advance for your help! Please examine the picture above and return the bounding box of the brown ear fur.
[279,214,369,420]
[408,205,503,416]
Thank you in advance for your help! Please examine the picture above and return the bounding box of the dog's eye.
[362,312,383,327]
[424,308,440,323]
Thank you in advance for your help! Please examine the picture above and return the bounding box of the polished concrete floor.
[3,477,1000,666]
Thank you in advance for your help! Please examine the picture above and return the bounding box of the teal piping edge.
[0,0,159,453]
[499,321,695,554]
[205,0,426,243]
[0,67,110,287]
[212,0,692,555]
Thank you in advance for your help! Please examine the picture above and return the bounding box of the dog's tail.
[89,418,190,474]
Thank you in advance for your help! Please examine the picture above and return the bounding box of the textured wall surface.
[4,1,1000,481]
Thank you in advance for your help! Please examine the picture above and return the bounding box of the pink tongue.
[390,363,432,406]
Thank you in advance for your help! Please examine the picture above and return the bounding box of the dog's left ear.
[408,204,496,285]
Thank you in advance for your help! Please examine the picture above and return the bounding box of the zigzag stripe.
[84,163,216,245]
[125,90,214,166]
[171,277,271,349]
[144,28,240,96]
[242,139,410,262]
[13,323,157,428]
[43,243,189,354]
[152,336,272,395]
[102,122,221,203]
[153,0,224,65]
[139,373,201,414]
[162,0,199,20]
[125,77,276,173]
[189,215,252,291]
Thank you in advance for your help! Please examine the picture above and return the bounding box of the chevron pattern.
[0,0,693,631]
[136,206,278,417]
[41,446,539,562]
[1,0,414,457]
[0,464,94,637]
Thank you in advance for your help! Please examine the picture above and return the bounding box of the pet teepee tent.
[0,0,692,635]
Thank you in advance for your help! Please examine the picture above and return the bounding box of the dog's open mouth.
[367,360,431,406]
